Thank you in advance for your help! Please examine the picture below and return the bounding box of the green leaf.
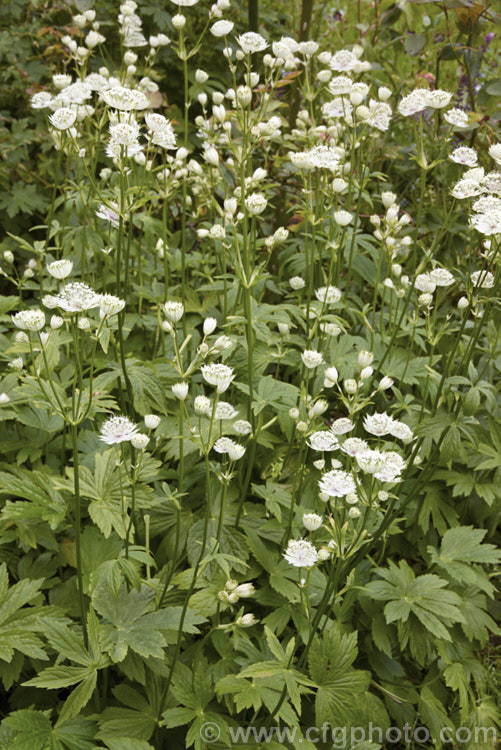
[0,564,49,663]
[365,561,464,643]
[308,623,370,726]
[58,672,97,724]
[428,526,501,596]
[92,579,205,663]
[2,711,52,750]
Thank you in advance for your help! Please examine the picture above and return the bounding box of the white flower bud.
[236,613,257,627]
[0,393,10,404]
[203,317,217,335]
[50,315,64,329]
[204,147,219,166]
[381,191,397,208]
[194,395,212,415]
[289,407,300,420]
[172,382,189,400]
[378,86,392,101]
[303,513,323,531]
[312,399,328,416]
[172,13,186,29]
[379,376,394,391]
[360,366,373,380]
[131,433,149,450]
[344,379,358,394]
[324,366,338,383]
[290,276,305,290]
[236,85,252,107]
[213,335,232,351]
[196,69,209,83]
[234,583,255,598]
[457,296,469,310]
[358,350,373,368]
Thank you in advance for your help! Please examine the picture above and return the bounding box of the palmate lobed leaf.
[366,561,465,641]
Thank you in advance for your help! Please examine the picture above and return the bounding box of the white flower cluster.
[398,88,452,116]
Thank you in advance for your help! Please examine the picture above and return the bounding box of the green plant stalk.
[71,423,88,650]
[178,403,184,493]
[156,450,214,721]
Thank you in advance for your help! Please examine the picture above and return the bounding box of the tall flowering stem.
[71,423,88,650]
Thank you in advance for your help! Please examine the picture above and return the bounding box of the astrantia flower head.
[55,82,92,105]
[363,412,394,436]
[43,282,100,313]
[164,300,184,322]
[47,259,73,279]
[233,419,252,435]
[451,178,484,200]
[101,86,149,111]
[214,401,238,420]
[470,210,501,236]
[100,294,125,316]
[429,268,454,287]
[334,209,353,226]
[471,270,495,289]
[210,20,234,36]
[331,418,354,435]
[398,89,429,116]
[49,108,77,131]
[145,113,171,133]
[201,363,235,393]
[315,286,341,304]
[31,91,54,109]
[322,97,353,121]
[237,32,268,54]
[341,437,368,456]
[245,193,268,216]
[12,309,45,332]
[303,513,323,531]
[302,350,324,369]
[374,451,406,482]
[319,469,356,498]
[96,203,121,228]
[53,74,73,90]
[290,276,306,290]
[415,273,436,294]
[308,431,339,452]
[426,89,452,109]
[389,420,414,443]
[213,437,245,460]
[283,539,319,567]
[100,415,139,444]
[356,449,387,474]
[330,49,359,72]
[450,146,478,167]
[483,171,501,194]
[328,75,353,95]
[444,108,469,128]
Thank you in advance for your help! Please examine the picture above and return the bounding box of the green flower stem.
[178,402,185,493]
[156,449,213,721]
[71,423,88,650]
